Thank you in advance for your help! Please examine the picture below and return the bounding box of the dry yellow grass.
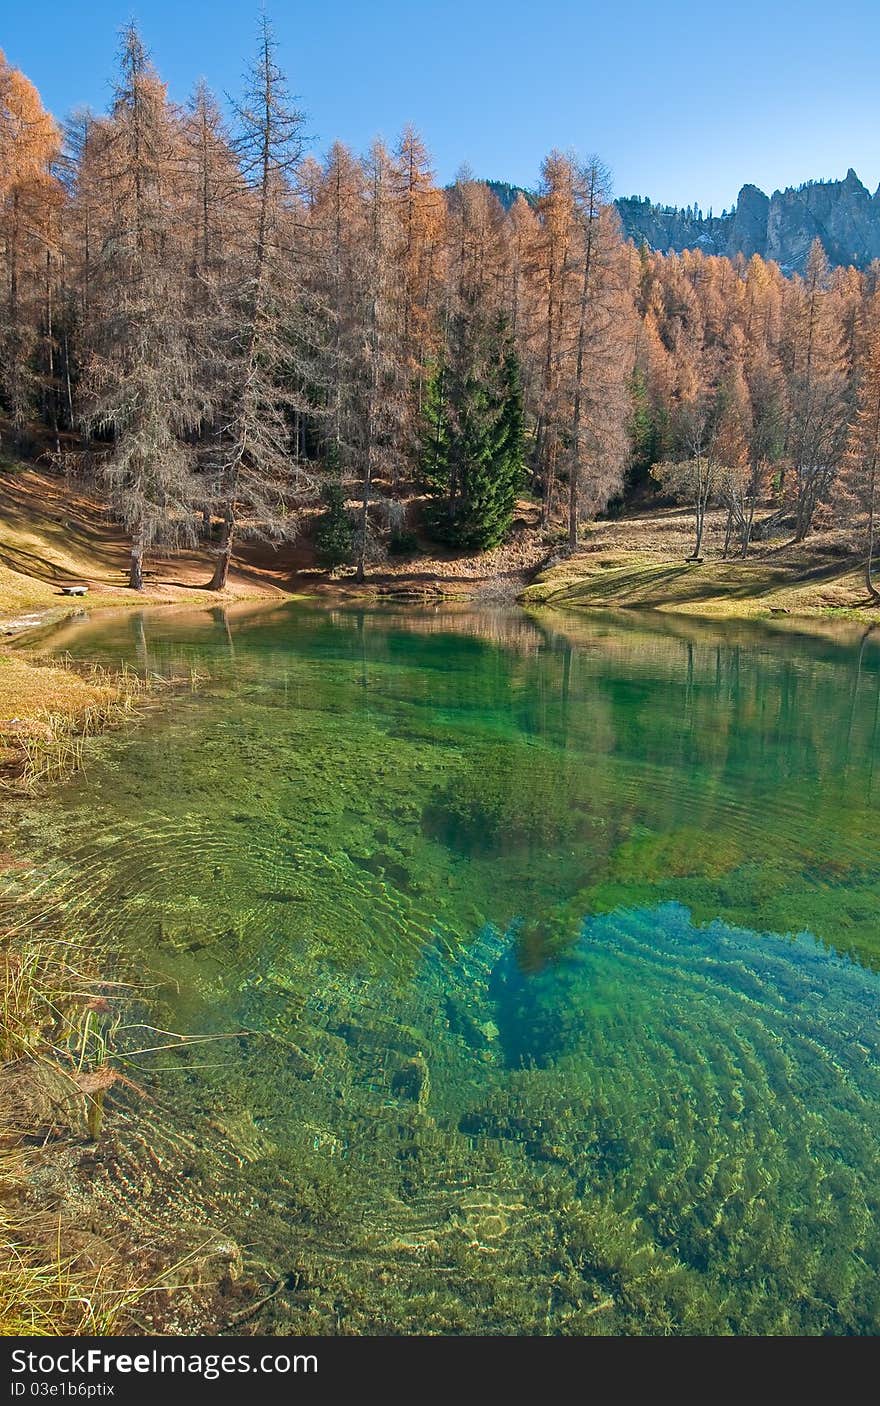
[0,465,249,1333]
[0,460,289,742]
[0,652,115,719]
[0,907,135,1334]
[0,976,183,1334]
[0,461,287,619]
[0,883,238,1336]
[521,506,880,620]
[0,655,123,785]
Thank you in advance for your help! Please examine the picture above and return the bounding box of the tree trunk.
[741,495,756,558]
[355,462,371,584]
[866,460,880,602]
[209,513,234,590]
[567,170,599,554]
[64,330,75,431]
[129,539,145,591]
[542,439,556,529]
[794,470,814,542]
[568,471,579,550]
[688,465,707,560]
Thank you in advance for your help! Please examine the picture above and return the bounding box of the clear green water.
[9,603,880,1334]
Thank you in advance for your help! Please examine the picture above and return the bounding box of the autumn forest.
[2,21,880,592]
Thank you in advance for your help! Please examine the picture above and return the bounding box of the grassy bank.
[0,659,139,1334]
[0,901,224,1334]
[0,914,141,1334]
[6,461,879,633]
[0,649,220,1335]
[520,506,880,620]
[0,639,196,793]
[0,462,289,620]
[0,460,290,766]
[0,655,141,790]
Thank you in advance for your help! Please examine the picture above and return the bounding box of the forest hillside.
[2,24,880,617]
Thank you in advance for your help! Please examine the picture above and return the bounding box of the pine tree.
[533,153,576,524]
[838,296,880,599]
[351,140,407,582]
[738,346,785,555]
[564,158,632,546]
[628,367,657,487]
[314,481,354,567]
[181,80,242,530]
[394,126,444,435]
[78,26,199,590]
[783,239,849,540]
[420,359,450,494]
[0,49,62,441]
[421,316,523,550]
[306,142,365,483]
[207,16,309,590]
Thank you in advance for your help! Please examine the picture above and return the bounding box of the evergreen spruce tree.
[628,367,659,488]
[314,481,354,567]
[420,317,523,550]
[420,359,450,495]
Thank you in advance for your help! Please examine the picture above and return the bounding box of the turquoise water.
[10,604,880,1334]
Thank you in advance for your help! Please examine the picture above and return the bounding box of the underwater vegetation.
[60,904,876,1336]
[4,603,880,1335]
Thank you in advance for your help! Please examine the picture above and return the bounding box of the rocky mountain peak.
[615,169,880,272]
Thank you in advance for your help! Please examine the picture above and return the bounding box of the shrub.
[315,484,353,568]
[388,529,419,557]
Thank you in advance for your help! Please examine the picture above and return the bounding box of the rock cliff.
[615,170,880,271]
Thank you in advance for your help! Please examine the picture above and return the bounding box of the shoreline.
[2,586,879,1336]
[0,634,239,1334]
[2,483,879,1335]
[4,547,879,764]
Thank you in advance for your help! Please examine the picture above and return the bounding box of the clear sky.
[4,1,880,211]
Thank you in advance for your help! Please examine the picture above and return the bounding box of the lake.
[9,602,880,1334]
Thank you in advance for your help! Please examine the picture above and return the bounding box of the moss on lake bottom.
[86,904,875,1336]
[4,603,880,1334]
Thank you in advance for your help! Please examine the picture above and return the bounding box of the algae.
[3,601,880,1335]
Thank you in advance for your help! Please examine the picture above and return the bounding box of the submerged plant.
[6,604,880,1335]
[0,656,203,794]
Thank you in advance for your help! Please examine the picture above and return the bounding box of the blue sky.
[4,1,880,210]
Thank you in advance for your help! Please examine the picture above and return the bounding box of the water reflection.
[5,603,880,1333]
